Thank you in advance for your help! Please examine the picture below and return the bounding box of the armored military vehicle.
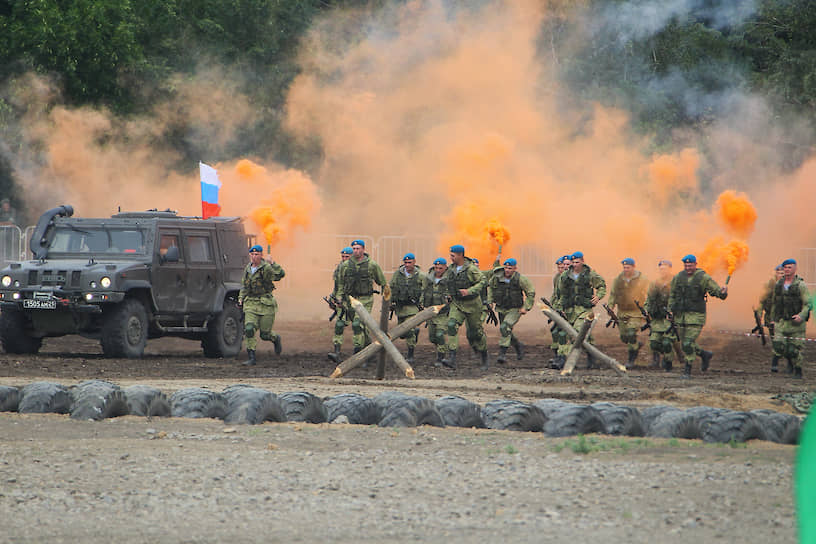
[0,205,253,358]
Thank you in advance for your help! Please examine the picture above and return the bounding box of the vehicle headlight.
[100,277,111,288]
[90,281,97,289]
[1,275,11,287]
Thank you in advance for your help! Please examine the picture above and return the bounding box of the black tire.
[279,392,329,423]
[378,397,445,428]
[18,382,72,414]
[482,400,546,432]
[223,386,285,424]
[543,405,605,437]
[435,396,485,428]
[750,409,801,445]
[170,388,228,419]
[700,410,768,443]
[591,402,645,436]
[124,385,171,417]
[372,391,413,420]
[641,405,680,433]
[70,380,130,421]
[0,385,19,412]
[325,393,379,425]
[101,299,148,358]
[533,399,578,419]
[0,310,42,354]
[202,300,243,358]
[648,409,702,439]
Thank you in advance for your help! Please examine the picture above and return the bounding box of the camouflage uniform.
[424,266,450,359]
[389,264,427,350]
[239,261,285,351]
[331,262,348,347]
[549,270,569,353]
[759,277,781,359]
[487,269,535,349]
[556,265,607,357]
[770,275,811,374]
[668,269,726,372]
[607,270,649,363]
[444,257,488,366]
[335,254,387,349]
[645,279,674,368]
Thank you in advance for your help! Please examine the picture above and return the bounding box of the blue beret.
[503,258,517,266]
[351,239,365,247]
[471,257,479,265]
[682,254,696,263]
[449,244,465,254]
[249,245,263,253]
[782,258,797,266]
[341,247,353,255]
[658,259,672,267]
[563,255,572,261]
[775,264,783,270]
[433,257,447,265]
[571,251,584,259]
[555,256,564,264]
[621,258,635,266]
[402,252,415,261]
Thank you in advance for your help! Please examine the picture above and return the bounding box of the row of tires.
[0,381,801,444]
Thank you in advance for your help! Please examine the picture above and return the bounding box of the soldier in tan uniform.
[607,258,649,368]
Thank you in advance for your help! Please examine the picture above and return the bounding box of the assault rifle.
[485,303,499,327]
[602,303,619,328]
[322,295,344,322]
[540,296,566,332]
[389,302,397,320]
[634,300,651,331]
[410,297,424,311]
[665,310,681,342]
[751,308,767,346]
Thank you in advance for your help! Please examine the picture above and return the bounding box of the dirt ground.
[0,320,807,542]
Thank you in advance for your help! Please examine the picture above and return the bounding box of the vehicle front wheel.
[202,300,243,358]
[0,310,43,354]
[101,299,148,358]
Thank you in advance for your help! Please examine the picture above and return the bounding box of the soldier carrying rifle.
[388,252,427,364]
[327,246,353,363]
[769,258,811,379]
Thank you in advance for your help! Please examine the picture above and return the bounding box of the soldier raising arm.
[238,244,285,366]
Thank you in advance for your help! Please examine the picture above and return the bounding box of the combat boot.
[700,350,713,372]
[406,346,415,364]
[650,351,661,369]
[273,334,283,356]
[479,350,489,371]
[626,350,638,369]
[682,362,692,378]
[794,366,803,379]
[662,357,672,372]
[442,350,457,370]
[435,352,445,368]
[512,339,525,360]
[551,355,566,370]
[242,349,256,366]
[770,355,780,373]
[327,344,341,363]
[497,346,508,364]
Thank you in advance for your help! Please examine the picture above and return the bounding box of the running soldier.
[389,252,426,364]
[759,264,784,372]
[607,258,649,368]
[668,254,728,377]
[645,259,674,371]
[424,257,450,367]
[443,244,488,370]
[487,258,535,364]
[327,246,353,363]
[238,244,285,366]
[547,255,571,368]
[770,258,811,379]
[554,251,606,369]
[335,239,390,354]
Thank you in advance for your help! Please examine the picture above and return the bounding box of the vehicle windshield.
[48,226,147,255]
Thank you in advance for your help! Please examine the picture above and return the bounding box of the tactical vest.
[243,263,275,297]
[493,272,523,309]
[392,266,424,304]
[448,260,479,300]
[343,256,373,296]
[612,273,644,312]
[425,267,449,306]
[670,270,707,314]
[645,282,670,317]
[772,278,804,321]
[561,267,594,309]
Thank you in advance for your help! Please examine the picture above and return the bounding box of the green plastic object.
[797,411,815,543]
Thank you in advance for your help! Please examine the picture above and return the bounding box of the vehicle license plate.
[23,299,57,310]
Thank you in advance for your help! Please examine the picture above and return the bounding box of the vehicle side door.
[152,229,187,313]
[184,230,218,314]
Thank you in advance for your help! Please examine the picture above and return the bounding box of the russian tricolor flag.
[199,162,221,219]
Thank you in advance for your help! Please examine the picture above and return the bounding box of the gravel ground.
[0,413,796,543]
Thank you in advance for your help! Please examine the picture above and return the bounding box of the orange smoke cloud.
[646,148,700,206]
[715,189,757,238]
[441,204,511,265]
[224,159,321,248]
[700,237,750,276]
[486,218,511,247]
